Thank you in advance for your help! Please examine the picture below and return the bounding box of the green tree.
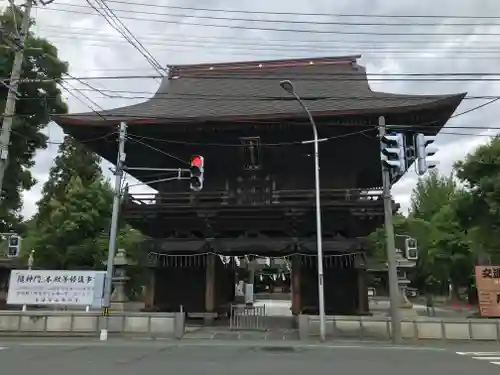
[36,135,102,222]
[369,169,471,296]
[409,169,458,221]
[32,176,113,269]
[428,197,473,299]
[454,136,500,260]
[0,6,68,232]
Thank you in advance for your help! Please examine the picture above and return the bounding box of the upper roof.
[54,55,465,126]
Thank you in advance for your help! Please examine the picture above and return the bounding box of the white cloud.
[18,0,500,220]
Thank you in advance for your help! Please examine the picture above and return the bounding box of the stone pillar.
[144,269,155,309]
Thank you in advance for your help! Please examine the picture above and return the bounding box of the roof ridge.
[167,55,361,77]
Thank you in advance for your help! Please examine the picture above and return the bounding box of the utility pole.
[378,116,402,344]
[0,0,34,196]
[100,121,127,342]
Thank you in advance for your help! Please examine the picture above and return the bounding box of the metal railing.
[125,188,384,208]
[229,304,267,331]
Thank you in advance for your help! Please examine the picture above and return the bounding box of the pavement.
[253,298,475,318]
[0,338,500,374]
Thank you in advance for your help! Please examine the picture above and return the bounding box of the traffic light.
[405,237,418,260]
[380,133,406,174]
[189,155,204,191]
[7,235,21,257]
[415,133,438,176]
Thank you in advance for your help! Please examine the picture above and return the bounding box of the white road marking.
[457,351,500,366]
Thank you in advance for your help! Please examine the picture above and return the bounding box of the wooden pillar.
[355,254,368,315]
[205,254,216,312]
[291,255,301,315]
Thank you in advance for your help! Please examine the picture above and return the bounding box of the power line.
[11,128,117,145]
[13,74,500,83]
[38,23,500,45]
[83,0,165,76]
[124,129,498,148]
[126,134,189,165]
[49,2,500,27]
[36,33,500,56]
[39,29,500,49]
[19,90,500,101]
[38,6,500,36]
[91,0,500,20]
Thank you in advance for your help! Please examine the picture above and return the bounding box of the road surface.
[0,338,499,374]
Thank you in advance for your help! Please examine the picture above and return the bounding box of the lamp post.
[279,80,326,342]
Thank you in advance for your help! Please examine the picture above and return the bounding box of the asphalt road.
[0,339,499,374]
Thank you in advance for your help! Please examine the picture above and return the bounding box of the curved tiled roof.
[54,55,465,126]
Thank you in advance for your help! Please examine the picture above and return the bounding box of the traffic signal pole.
[378,116,402,344]
[0,0,34,199]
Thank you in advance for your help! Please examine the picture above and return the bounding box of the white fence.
[0,311,185,338]
[298,315,500,341]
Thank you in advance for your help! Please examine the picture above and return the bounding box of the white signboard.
[7,270,106,307]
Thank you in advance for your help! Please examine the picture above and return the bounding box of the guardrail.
[0,311,185,338]
[298,315,500,341]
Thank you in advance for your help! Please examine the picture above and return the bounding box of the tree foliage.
[454,136,500,260]
[409,169,458,221]
[32,176,114,269]
[36,135,102,222]
[0,6,68,232]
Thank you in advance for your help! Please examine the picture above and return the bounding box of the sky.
[8,0,500,218]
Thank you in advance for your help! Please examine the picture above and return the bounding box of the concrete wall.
[298,315,500,341]
[0,311,185,338]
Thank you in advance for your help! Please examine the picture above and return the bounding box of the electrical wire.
[126,134,189,165]
[59,81,107,121]
[79,0,500,20]
[12,89,500,102]
[83,0,165,76]
[123,130,499,149]
[38,6,500,36]
[48,2,500,28]
[38,23,500,46]
[127,128,378,148]
[13,73,500,83]
[11,129,117,145]
[40,32,500,56]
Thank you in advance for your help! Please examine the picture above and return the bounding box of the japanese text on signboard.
[481,267,500,279]
[16,273,95,285]
[7,270,105,307]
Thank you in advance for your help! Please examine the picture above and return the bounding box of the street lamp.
[279,79,326,342]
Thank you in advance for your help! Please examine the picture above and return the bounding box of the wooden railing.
[124,188,384,208]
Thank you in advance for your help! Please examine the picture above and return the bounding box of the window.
[240,137,261,170]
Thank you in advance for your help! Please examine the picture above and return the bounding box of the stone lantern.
[106,248,144,311]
